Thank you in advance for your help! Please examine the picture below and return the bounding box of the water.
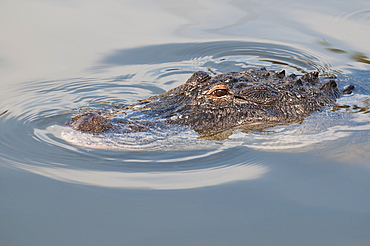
[1,0,370,245]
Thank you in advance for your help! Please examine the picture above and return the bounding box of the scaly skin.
[68,68,354,137]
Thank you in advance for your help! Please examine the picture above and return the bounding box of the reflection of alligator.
[68,68,354,137]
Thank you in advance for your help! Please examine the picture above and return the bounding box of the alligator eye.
[212,89,229,97]
[208,85,230,97]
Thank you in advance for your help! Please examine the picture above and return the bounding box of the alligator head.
[69,68,354,138]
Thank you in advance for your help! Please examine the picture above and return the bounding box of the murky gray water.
[1,1,370,245]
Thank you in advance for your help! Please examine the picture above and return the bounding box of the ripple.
[14,163,267,190]
[0,72,269,189]
[1,40,369,188]
[98,41,333,74]
[341,8,370,23]
[11,148,268,190]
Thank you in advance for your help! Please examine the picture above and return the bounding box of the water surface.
[1,0,370,245]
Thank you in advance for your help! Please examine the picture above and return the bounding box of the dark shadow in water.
[0,110,9,117]
[97,41,329,72]
[317,39,370,65]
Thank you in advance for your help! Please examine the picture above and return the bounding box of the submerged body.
[68,68,354,138]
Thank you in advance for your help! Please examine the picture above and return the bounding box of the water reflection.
[351,52,370,65]
[208,0,260,32]
[317,39,370,65]
[1,40,369,190]
[98,41,331,73]
[153,0,207,35]
[0,110,8,116]
[14,161,267,190]
[2,0,370,244]
[154,0,260,35]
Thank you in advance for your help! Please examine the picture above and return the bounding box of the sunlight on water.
[13,161,267,190]
[1,0,370,245]
[1,41,369,178]
[60,126,216,151]
[236,94,370,152]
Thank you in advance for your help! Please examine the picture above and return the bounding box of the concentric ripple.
[1,40,369,188]
[98,40,333,74]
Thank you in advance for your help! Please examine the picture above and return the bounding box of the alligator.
[68,68,354,138]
